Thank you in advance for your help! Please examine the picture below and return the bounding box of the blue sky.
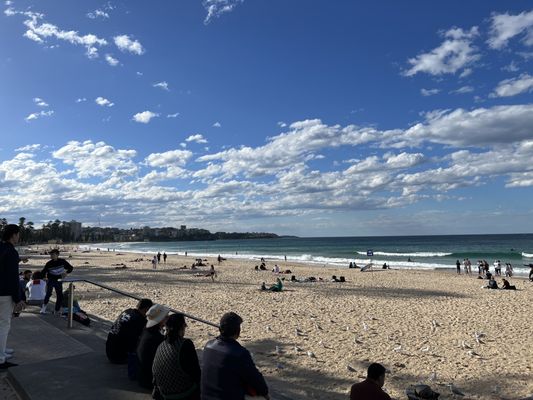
[1,0,533,236]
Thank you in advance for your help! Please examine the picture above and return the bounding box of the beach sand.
[22,248,533,399]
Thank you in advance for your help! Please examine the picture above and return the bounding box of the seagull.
[429,371,437,381]
[362,322,369,331]
[432,320,440,327]
[461,340,472,349]
[307,351,316,358]
[354,336,363,344]
[393,345,402,352]
[294,346,302,352]
[474,331,486,344]
[295,329,304,337]
[448,384,465,396]
[346,365,356,372]
[467,350,482,358]
[315,323,323,330]
[419,345,430,352]
[265,325,272,332]
[275,346,282,355]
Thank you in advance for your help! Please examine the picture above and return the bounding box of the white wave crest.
[522,252,533,258]
[356,251,452,257]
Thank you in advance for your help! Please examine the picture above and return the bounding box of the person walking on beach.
[201,312,269,400]
[463,259,468,275]
[40,249,73,314]
[152,256,157,270]
[456,260,461,275]
[157,252,161,263]
[505,263,513,277]
[350,362,391,400]
[0,225,28,369]
[163,252,167,264]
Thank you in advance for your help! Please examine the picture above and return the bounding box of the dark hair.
[137,298,153,311]
[367,363,386,380]
[49,249,60,255]
[1,224,20,242]
[219,312,243,338]
[32,271,42,280]
[165,313,187,343]
[23,270,32,275]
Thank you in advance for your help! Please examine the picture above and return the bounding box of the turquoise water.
[92,234,533,275]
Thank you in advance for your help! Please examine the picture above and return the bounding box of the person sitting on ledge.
[106,298,153,368]
[350,362,391,400]
[152,313,200,400]
[501,279,516,290]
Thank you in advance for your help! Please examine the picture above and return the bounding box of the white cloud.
[76,98,87,103]
[145,150,193,168]
[95,96,114,107]
[52,140,137,178]
[33,97,49,107]
[167,113,180,118]
[6,8,108,58]
[25,110,53,122]
[212,122,222,128]
[114,35,144,55]
[15,144,41,152]
[404,27,480,76]
[502,61,519,72]
[153,81,169,91]
[105,54,119,66]
[450,85,474,94]
[420,88,440,96]
[185,134,208,144]
[490,73,533,97]
[203,0,243,24]
[487,10,533,49]
[87,9,110,19]
[277,121,287,128]
[133,111,159,124]
[459,68,472,78]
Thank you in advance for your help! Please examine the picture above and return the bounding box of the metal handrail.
[61,278,219,329]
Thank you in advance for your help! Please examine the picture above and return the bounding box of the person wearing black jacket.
[40,249,73,314]
[201,312,269,400]
[137,304,169,390]
[0,225,27,369]
[106,298,153,364]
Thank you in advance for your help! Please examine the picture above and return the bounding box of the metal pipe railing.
[61,278,219,329]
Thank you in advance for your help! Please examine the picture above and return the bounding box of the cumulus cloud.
[487,10,533,49]
[212,122,222,128]
[203,0,243,24]
[5,8,108,58]
[145,150,193,168]
[105,54,119,66]
[15,144,41,152]
[33,97,49,107]
[404,27,480,76]
[153,81,169,91]
[25,110,53,122]
[52,140,137,178]
[114,35,144,55]
[186,134,208,144]
[87,9,110,19]
[490,73,533,97]
[133,111,159,123]
[95,96,114,107]
[420,88,440,96]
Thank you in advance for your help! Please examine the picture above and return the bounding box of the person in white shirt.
[26,271,47,307]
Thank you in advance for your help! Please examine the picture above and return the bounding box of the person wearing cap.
[40,249,73,314]
[152,314,201,400]
[106,298,154,365]
[350,362,391,400]
[137,304,170,389]
[0,224,27,369]
[201,312,269,400]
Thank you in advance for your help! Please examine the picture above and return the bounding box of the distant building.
[180,225,187,230]
[68,220,82,241]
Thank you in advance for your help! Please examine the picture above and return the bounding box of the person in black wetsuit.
[40,249,73,314]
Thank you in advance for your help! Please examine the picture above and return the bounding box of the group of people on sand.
[106,302,270,400]
[151,252,168,269]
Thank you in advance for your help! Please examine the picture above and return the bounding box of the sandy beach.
[21,248,533,400]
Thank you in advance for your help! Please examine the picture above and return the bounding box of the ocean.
[91,234,533,276]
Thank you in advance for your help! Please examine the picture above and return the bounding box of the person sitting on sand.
[501,279,516,290]
[269,278,283,292]
[350,362,391,400]
[152,313,200,400]
[486,277,498,289]
[382,263,389,269]
[272,264,280,274]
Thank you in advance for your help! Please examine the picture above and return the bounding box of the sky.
[1,0,533,237]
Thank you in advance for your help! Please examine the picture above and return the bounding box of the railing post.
[68,282,74,329]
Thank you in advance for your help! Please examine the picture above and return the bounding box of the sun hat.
[146,304,170,328]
